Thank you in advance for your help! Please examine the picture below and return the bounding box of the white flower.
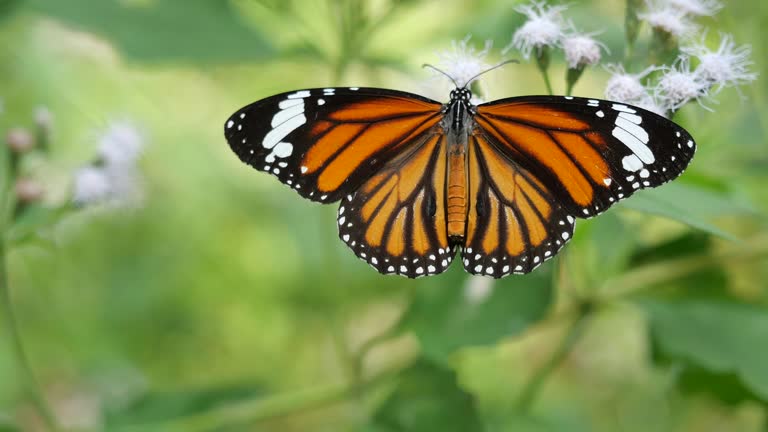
[464,276,494,305]
[97,120,144,167]
[562,32,605,69]
[683,34,757,93]
[640,3,698,39]
[73,167,112,206]
[34,106,53,130]
[668,0,722,16]
[74,120,147,207]
[655,57,708,111]
[435,36,493,88]
[505,1,567,59]
[604,65,658,104]
[634,95,668,117]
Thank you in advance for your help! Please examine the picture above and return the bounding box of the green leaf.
[621,182,756,240]
[24,0,273,64]
[400,270,553,363]
[370,359,484,432]
[643,299,768,402]
[0,0,21,20]
[4,204,69,246]
[674,365,764,405]
[0,412,20,432]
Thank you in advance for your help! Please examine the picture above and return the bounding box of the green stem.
[0,237,59,431]
[535,48,554,95]
[515,302,592,413]
[1,143,59,430]
[598,235,768,301]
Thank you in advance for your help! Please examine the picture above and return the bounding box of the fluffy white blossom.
[667,0,722,16]
[97,120,144,167]
[73,167,112,206]
[505,1,567,59]
[464,276,494,305]
[683,34,757,93]
[34,106,53,130]
[435,36,493,88]
[640,3,698,39]
[655,58,708,111]
[74,120,146,207]
[562,32,605,69]
[604,65,658,104]
[634,95,668,117]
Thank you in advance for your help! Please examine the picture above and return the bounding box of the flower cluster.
[605,31,756,116]
[3,105,52,213]
[73,121,146,207]
[505,1,605,71]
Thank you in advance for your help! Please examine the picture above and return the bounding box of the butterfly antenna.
[422,64,459,88]
[463,59,519,87]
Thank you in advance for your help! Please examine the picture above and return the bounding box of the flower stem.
[0,236,59,431]
[535,48,554,95]
[514,301,591,413]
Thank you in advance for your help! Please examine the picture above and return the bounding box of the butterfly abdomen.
[447,150,467,240]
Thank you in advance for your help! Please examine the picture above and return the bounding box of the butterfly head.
[450,88,472,104]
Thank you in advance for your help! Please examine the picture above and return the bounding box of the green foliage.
[400,271,553,363]
[23,0,273,64]
[105,382,265,428]
[370,359,483,432]
[644,300,768,402]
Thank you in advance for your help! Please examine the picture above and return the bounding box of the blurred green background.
[1,0,767,431]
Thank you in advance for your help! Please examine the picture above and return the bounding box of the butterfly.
[224,81,695,279]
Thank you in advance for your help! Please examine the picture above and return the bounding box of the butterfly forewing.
[339,132,455,278]
[224,87,443,203]
[474,96,696,218]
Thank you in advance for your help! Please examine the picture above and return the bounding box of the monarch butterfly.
[224,76,695,279]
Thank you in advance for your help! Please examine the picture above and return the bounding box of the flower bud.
[6,128,35,153]
[15,177,44,204]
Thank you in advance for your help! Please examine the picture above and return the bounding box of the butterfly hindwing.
[474,96,696,218]
[338,132,455,278]
[224,87,443,203]
[462,134,575,277]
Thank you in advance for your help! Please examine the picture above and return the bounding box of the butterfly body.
[225,86,695,279]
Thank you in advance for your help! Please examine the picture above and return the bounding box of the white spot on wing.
[287,90,310,99]
[612,103,636,113]
[279,99,303,109]
[265,141,294,163]
[622,154,644,172]
[612,128,655,164]
[263,115,306,149]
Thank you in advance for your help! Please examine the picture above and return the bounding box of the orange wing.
[461,133,575,277]
[338,132,455,278]
[463,96,695,276]
[225,88,443,203]
[474,96,696,218]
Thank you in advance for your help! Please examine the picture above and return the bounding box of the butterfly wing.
[224,87,443,203]
[463,96,696,277]
[461,133,575,277]
[339,132,456,278]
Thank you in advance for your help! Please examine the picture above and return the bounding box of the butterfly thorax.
[444,88,474,243]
